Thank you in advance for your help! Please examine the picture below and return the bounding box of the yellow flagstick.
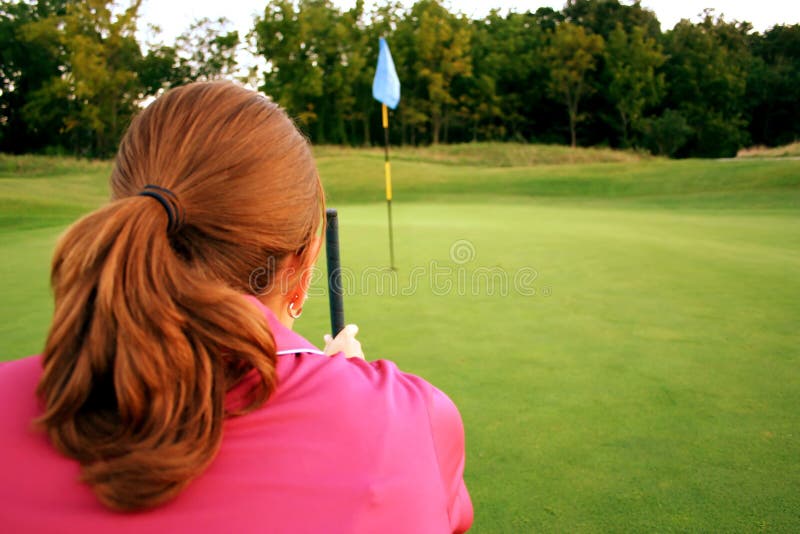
[382,103,396,270]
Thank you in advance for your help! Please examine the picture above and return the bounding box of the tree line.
[1,0,799,158]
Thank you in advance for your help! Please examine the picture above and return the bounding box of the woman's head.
[113,81,324,291]
[37,81,324,511]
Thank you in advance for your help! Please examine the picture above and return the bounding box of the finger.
[344,324,359,336]
[334,325,357,341]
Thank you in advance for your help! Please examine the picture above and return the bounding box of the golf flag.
[372,38,400,109]
[372,37,399,270]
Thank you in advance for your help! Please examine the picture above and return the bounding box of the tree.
[175,17,239,82]
[138,44,188,96]
[20,0,143,157]
[640,109,692,156]
[254,0,362,143]
[747,24,800,146]
[560,0,663,147]
[138,18,240,99]
[563,0,660,40]
[4,0,799,157]
[662,13,752,157]
[320,0,372,145]
[396,0,473,144]
[604,22,665,146]
[0,0,68,153]
[544,22,604,147]
[470,10,556,142]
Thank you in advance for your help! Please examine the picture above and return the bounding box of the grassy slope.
[314,141,649,166]
[318,152,800,209]
[2,149,798,233]
[738,141,800,158]
[1,148,799,531]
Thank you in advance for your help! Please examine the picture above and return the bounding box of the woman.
[0,82,472,533]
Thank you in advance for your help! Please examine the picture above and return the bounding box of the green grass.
[1,147,799,532]
[318,154,800,209]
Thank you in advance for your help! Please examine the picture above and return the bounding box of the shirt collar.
[243,295,325,356]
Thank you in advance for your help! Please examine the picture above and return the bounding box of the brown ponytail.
[36,82,324,511]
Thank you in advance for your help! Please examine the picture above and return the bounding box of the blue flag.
[372,37,400,109]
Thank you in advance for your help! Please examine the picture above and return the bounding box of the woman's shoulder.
[286,352,447,408]
[0,356,44,439]
[312,355,472,531]
[0,355,42,394]
[281,352,466,444]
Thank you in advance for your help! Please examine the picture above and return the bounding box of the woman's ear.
[281,235,323,298]
[303,234,322,270]
[255,235,322,325]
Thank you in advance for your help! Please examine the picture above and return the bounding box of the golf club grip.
[325,208,345,336]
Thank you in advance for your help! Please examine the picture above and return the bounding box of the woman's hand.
[323,324,365,359]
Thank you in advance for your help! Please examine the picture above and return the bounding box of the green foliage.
[662,14,753,157]
[401,1,473,144]
[11,1,145,156]
[254,0,372,143]
[138,45,186,95]
[604,22,665,146]
[176,17,239,81]
[563,0,661,40]
[544,22,604,147]
[470,10,555,142]
[60,0,142,156]
[1,0,243,157]
[640,109,693,157]
[747,24,800,146]
[1,0,800,157]
[139,17,240,95]
[0,0,67,152]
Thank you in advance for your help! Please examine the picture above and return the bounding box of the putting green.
[296,202,800,531]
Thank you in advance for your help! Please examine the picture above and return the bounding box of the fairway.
[1,151,799,531]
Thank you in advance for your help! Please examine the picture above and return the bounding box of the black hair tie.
[137,184,183,233]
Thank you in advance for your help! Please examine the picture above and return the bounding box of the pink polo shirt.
[0,297,473,533]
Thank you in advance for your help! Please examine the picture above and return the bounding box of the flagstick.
[382,103,396,270]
